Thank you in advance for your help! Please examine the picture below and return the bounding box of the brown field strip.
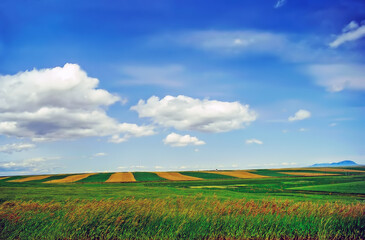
[205,171,267,179]
[0,177,10,181]
[154,172,202,181]
[9,175,51,182]
[309,168,365,173]
[105,172,136,182]
[45,173,95,183]
[278,172,340,176]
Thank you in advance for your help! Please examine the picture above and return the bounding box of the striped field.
[2,166,365,184]
[45,173,95,183]
[154,172,202,181]
[9,175,51,182]
[105,172,136,182]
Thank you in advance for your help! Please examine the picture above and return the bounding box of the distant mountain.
[311,160,358,168]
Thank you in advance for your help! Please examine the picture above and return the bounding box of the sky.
[0,0,364,175]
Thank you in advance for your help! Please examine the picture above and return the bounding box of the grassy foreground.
[1,168,365,239]
[1,198,364,240]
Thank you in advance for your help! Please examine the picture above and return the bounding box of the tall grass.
[1,197,364,239]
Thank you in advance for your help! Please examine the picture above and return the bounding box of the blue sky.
[0,0,364,175]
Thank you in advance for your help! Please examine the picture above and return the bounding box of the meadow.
[0,167,364,239]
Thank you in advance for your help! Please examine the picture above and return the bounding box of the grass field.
[0,166,364,239]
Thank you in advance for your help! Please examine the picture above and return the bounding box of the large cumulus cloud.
[131,95,257,133]
[0,63,155,142]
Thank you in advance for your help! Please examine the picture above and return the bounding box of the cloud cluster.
[288,109,311,121]
[0,143,35,154]
[163,132,205,147]
[329,20,365,48]
[245,139,263,145]
[308,64,365,92]
[131,95,257,133]
[0,157,58,173]
[0,64,155,142]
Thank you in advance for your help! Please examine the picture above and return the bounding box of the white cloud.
[131,95,257,133]
[342,21,359,33]
[245,139,263,145]
[177,30,288,54]
[329,21,365,48]
[0,143,35,154]
[288,109,311,121]
[308,64,365,92]
[0,157,59,173]
[0,64,155,142]
[119,65,185,88]
[274,0,287,8]
[166,30,332,63]
[94,152,107,157]
[163,132,205,147]
[329,123,337,127]
[299,128,309,132]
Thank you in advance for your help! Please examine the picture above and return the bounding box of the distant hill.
[311,160,358,168]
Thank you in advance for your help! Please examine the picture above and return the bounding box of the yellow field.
[205,171,267,179]
[310,168,365,173]
[9,175,51,182]
[0,177,10,181]
[154,172,202,181]
[279,172,339,176]
[45,173,95,183]
[105,172,136,182]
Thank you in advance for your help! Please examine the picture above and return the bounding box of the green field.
[76,173,113,183]
[133,172,165,181]
[291,180,365,194]
[0,167,364,239]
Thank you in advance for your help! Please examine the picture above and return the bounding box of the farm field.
[0,166,364,239]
